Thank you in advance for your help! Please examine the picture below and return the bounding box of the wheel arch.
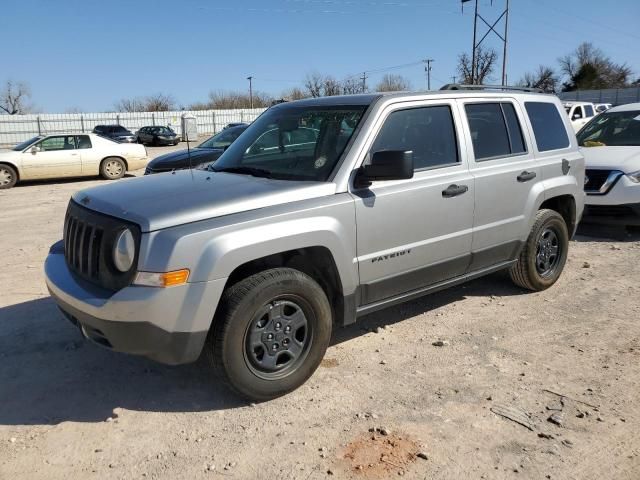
[222,246,353,326]
[539,194,577,237]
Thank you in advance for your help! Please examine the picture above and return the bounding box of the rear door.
[21,135,82,179]
[458,98,542,270]
[353,99,475,305]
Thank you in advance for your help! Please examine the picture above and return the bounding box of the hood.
[0,150,21,161]
[72,169,336,232]
[580,146,640,173]
[147,148,222,169]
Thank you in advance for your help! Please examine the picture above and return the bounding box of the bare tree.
[518,66,559,93]
[304,72,324,98]
[144,93,176,112]
[341,77,362,95]
[323,76,342,96]
[281,87,309,101]
[114,97,146,112]
[189,90,272,110]
[1,80,32,115]
[376,74,412,92]
[457,46,498,85]
[114,93,176,112]
[559,42,632,91]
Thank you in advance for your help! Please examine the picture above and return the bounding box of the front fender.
[197,215,358,291]
[138,196,359,295]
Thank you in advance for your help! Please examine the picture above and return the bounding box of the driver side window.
[371,105,459,171]
[38,136,76,151]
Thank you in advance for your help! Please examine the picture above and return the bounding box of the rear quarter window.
[525,102,570,152]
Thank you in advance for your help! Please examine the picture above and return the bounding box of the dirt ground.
[1,150,639,479]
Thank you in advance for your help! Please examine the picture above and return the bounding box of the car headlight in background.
[113,229,135,272]
[627,170,640,183]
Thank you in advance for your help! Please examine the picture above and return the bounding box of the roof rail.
[440,84,544,94]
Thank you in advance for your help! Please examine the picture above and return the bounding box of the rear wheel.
[100,157,126,180]
[509,209,569,291]
[206,268,332,401]
[0,164,18,189]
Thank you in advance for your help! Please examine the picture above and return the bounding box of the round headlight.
[113,229,135,272]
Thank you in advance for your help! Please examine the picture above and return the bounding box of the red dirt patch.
[321,358,339,368]
[340,431,420,478]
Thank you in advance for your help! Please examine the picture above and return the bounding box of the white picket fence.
[0,108,267,147]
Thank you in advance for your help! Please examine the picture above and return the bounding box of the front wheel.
[100,157,126,180]
[0,164,18,189]
[206,268,332,401]
[509,209,569,291]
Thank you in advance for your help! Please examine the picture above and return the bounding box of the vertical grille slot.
[64,213,105,282]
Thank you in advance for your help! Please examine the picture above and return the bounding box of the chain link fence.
[0,108,267,148]
[558,87,640,106]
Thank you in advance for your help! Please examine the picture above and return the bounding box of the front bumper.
[584,174,640,226]
[582,203,640,226]
[156,137,179,145]
[44,246,227,365]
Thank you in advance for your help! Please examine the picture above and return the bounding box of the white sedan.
[0,133,148,189]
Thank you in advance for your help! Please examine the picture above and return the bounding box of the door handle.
[442,184,469,198]
[517,171,536,182]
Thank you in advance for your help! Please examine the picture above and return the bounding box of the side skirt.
[355,260,516,318]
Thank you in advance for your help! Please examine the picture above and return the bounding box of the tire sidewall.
[0,164,18,189]
[101,158,125,180]
[217,271,332,400]
[524,212,569,290]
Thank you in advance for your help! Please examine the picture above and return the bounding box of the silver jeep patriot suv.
[45,86,585,400]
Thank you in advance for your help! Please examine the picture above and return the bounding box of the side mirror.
[30,146,40,154]
[572,113,583,120]
[355,150,413,188]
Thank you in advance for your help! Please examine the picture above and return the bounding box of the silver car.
[45,87,585,401]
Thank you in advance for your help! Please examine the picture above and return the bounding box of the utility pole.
[451,75,457,84]
[462,0,510,85]
[424,59,434,90]
[360,72,367,93]
[246,76,254,109]
[501,0,510,86]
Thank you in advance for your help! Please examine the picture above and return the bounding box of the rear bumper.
[44,247,227,365]
[581,203,640,226]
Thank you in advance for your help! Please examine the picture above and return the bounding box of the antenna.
[185,122,193,179]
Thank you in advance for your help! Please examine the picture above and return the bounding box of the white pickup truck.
[564,101,597,132]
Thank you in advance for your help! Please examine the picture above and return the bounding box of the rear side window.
[584,105,595,117]
[465,102,526,161]
[76,135,92,149]
[371,105,459,171]
[525,102,570,152]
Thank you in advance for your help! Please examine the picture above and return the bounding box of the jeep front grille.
[63,200,140,291]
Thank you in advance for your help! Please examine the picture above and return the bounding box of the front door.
[21,135,82,179]
[459,99,542,270]
[353,100,475,305]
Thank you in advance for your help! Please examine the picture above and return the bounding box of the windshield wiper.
[212,166,274,178]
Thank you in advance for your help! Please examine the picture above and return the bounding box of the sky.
[2,0,639,113]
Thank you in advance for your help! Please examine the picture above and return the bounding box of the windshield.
[210,105,367,181]
[577,110,640,147]
[198,127,246,149]
[13,136,42,151]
